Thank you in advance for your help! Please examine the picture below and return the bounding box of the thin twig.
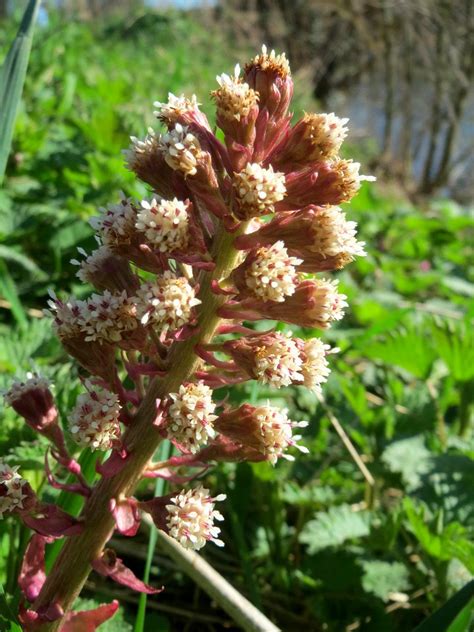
[0,298,43,318]
[317,393,375,488]
[365,391,409,415]
[143,516,281,632]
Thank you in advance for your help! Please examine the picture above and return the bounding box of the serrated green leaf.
[381,435,432,489]
[359,320,436,379]
[431,319,474,382]
[360,560,411,602]
[404,499,474,572]
[299,504,372,554]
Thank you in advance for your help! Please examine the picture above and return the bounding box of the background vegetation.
[0,2,473,631]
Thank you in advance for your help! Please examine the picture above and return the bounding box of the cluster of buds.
[4,45,372,630]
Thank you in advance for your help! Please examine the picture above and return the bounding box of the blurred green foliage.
[0,8,473,632]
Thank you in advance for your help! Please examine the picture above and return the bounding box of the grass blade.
[412,581,474,632]
[0,260,27,329]
[0,0,41,183]
[134,440,172,632]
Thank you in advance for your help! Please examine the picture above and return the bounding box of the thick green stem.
[34,225,244,631]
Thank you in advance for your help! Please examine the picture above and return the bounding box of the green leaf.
[447,600,473,632]
[0,245,45,278]
[412,581,473,632]
[134,441,172,632]
[0,0,41,183]
[431,319,474,383]
[381,435,432,490]
[359,320,436,379]
[360,560,411,602]
[403,499,474,572]
[0,261,27,330]
[299,504,372,554]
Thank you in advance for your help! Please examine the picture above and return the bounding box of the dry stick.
[142,518,281,632]
[34,225,247,631]
[316,393,375,488]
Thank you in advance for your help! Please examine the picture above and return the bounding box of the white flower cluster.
[254,406,309,464]
[82,290,138,343]
[233,163,286,217]
[154,93,200,125]
[301,338,332,392]
[167,382,217,453]
[333,159,376,202]
[135,198,189,253]
[68,383,121,451]
[3,374,50,407]
[0,463,29,518]
[48,291,137,343]
[308,279,348,326]
[251,44,291,77]
[90,197,137,248]
[158,123,202,176]
[311,206,366,259]
[122,128,160,172]
[303,112,349,160]
[71,245,114,284]
[166,486,226,550]
[47,292,85,339]
[213,65,258,121]
[253,333,303,388]
[134,272,200,332]
[244,241,302,302]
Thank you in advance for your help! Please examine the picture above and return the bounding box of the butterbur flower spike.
[5,45,373,628]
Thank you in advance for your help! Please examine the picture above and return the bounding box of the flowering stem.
[34,224,246,631]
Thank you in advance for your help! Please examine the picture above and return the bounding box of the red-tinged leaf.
[92,549,163,594]
[18,602,63,631]
[141,465,207,483]
[137,495,172,531]
[22,503,83,537]
[19,534,53,602]
[62,600,119,632]
[18,606,40,631]
[110,497,141,536]
[45,450,90,497]
[96,449,129,477]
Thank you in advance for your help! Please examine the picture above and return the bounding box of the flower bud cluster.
[134,272,200,331]
[212,65,259,122]
[223,332,332,392]
[214,404,309,465]
[233,163,286,218]
[4,45,374,606]
[135,198,190,253]
[166,486,225,550]
[167,382,217,453]
[236,240,302,303]
[154,93,200,126]
[4,374,57,431]
[159,123,202,176]
[90,197,137,248]
[0,463,29,518]
[68,383,121,451]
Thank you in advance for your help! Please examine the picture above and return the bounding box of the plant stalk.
[34,225,245,631]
